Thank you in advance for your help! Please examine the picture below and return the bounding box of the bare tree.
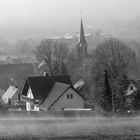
[34,39,69,76]
[92,38,138,113]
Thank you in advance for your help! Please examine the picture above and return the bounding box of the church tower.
[77,19,87,59]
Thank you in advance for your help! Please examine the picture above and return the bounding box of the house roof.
[40,82,71,109]
[22,75,73,103]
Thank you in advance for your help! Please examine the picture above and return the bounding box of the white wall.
[26,88,39,111]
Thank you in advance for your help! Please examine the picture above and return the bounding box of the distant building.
[21,75,85,111]
[0,85,25,111]
[125,80,137,96]
[125,79,140,111]
[1,86,18,105]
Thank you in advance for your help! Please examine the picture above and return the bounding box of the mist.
[0,0,140,43]
[0,113,140,139]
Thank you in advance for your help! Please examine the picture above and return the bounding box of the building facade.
[21,75,85,111]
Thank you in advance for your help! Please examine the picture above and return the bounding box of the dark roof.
[40,83,85,110]
[22,75,72,103]
[0,63,35,90]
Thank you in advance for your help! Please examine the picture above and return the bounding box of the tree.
[119,74,129,112]
[101,70,112,112]
[92,38,138,113]
[33,39,69,76]
[60,62,68,75]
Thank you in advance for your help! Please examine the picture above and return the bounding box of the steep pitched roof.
[40,82,71,109]
[22,75,72,103]
[79,19,87,45]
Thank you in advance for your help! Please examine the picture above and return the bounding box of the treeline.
[33,38,140,114]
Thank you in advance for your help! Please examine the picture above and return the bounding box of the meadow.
[0,111,140,139]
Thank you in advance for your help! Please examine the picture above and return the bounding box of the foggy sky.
[0,0,140,42]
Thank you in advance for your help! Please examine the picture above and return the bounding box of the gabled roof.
[22,75,72,103]
[40,82,71,109]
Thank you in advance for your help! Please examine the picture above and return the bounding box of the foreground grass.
[0,116,140,139]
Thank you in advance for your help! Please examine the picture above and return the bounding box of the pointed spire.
[77,19,88,59]
[79,19,87,45]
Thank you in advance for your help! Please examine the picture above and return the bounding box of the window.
[67,94,73,99]
[70,94,73,99]
[67,94,70,99]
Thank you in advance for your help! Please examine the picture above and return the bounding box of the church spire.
[79,19,87,45]
[77,19,88,59]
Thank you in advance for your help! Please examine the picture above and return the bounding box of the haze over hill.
[0,0,139,44]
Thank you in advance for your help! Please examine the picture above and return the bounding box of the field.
[0,112,140,139]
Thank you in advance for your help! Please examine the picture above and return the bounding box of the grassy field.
[0,115,140,139]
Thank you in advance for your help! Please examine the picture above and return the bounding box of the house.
[21,75,85,111]
[1,85,18,105]
[125,79,140,111]
[0,85,26,111]
[125,80,137,96]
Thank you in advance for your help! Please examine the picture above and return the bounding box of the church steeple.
[77,19,87,59]
[79,19,87,45]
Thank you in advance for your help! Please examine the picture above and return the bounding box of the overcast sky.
[0,0,140,42]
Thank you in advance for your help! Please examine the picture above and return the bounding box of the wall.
[26,88,39,111]
[50,88,84,111]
